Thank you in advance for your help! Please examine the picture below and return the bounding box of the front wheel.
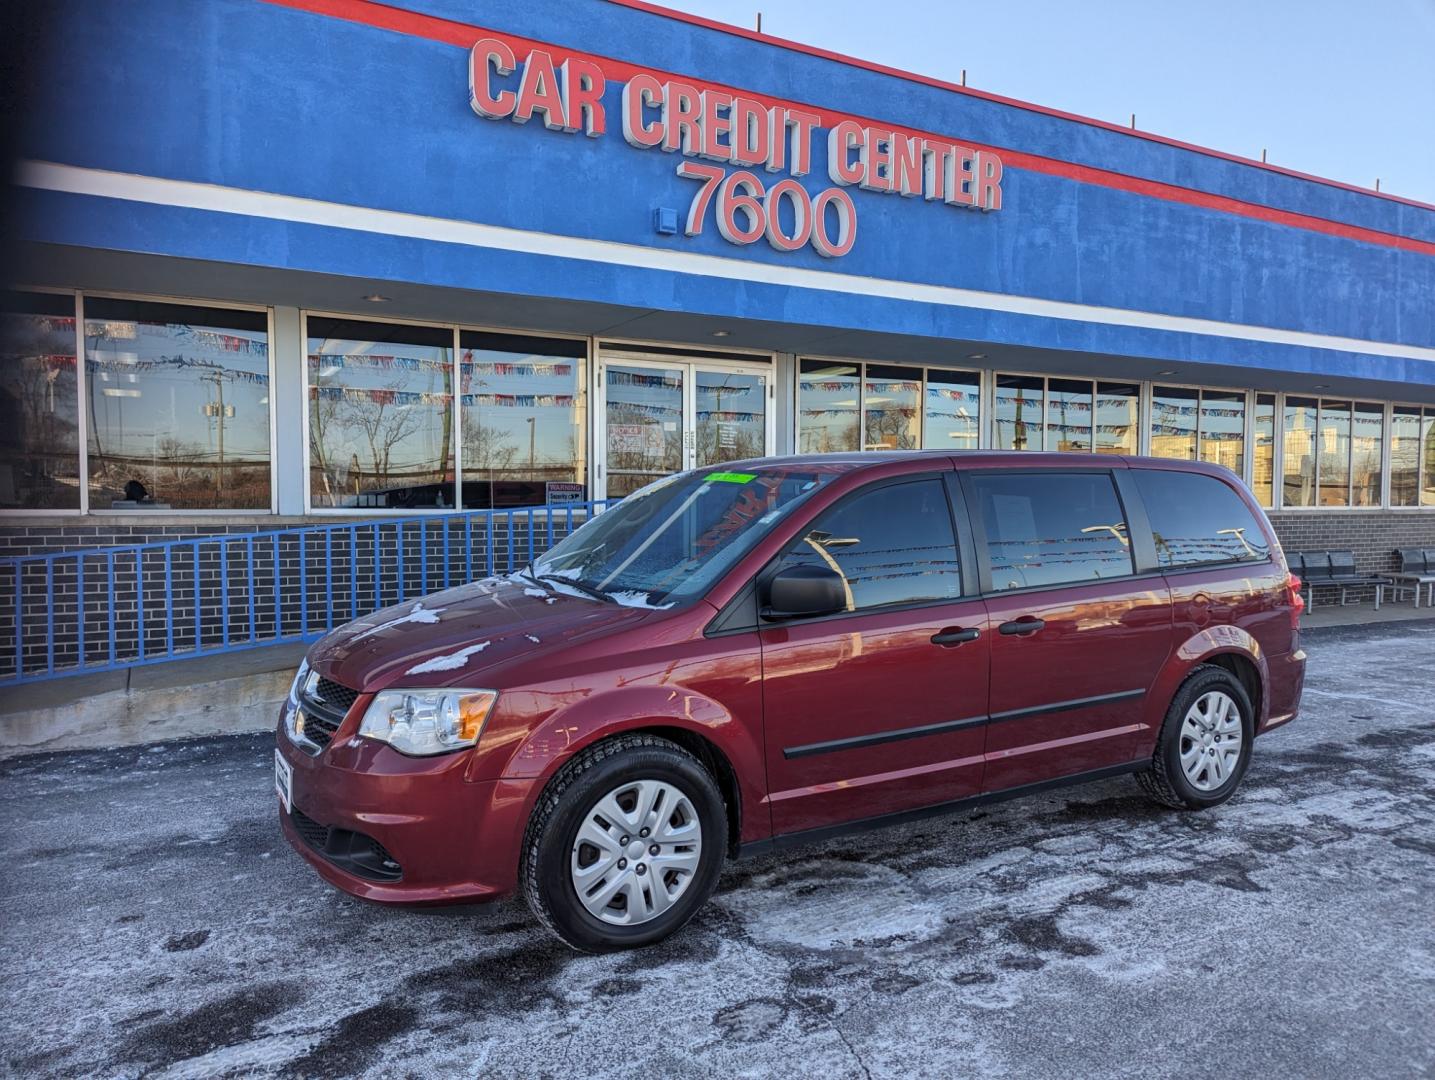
[1138,665,1254,810]
[521,734,728,952]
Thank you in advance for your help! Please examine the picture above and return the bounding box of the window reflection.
[1351,403,1382,507]
[972,472,1133,590]
[1199,390,1245,475]
[1423,408,1435,507]
[923,370,980,450]
[605,364,683,498]
[1135,470,1271,566]
[1316,400,1352,506]
[777,479,961,610]
[1252,394,1276,507]
[1282,397,1318,507]
[459,332,585,509]
[863,364,920,450]
[1390,406,1421,507]
[696,369,766,467]
[1047,378,1093,452]
[86,298,271,510]
[307,318,454,509]
[1151,386,1199,460]
[798,361,860,453]
[994,374,1043,450]
[1094,382,1139,455]
[0,292,81,509]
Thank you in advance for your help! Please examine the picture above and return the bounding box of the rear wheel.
[521,734,728,952]
[1138,665,1254,810]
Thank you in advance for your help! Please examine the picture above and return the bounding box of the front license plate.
[274,748,293,814]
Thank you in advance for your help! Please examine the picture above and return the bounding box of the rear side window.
[970,472,1134,591]
[1135,469,1272,567]
[774,478,961,611]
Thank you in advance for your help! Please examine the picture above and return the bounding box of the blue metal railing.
[0,500,615,687]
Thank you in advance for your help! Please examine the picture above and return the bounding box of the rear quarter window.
[1134,469,1272,567]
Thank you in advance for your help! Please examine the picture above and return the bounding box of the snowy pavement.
[3,620,1434,1078]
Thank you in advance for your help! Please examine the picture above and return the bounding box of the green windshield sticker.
[707,471,756,483]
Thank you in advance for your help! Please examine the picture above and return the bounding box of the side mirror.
[764,564,847,620]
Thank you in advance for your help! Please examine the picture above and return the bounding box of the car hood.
[306,575,660,692]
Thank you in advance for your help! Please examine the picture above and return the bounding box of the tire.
[1137,664,1255,810]
[521,734,728,952]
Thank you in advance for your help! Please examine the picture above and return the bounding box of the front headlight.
[288,658,311,705]
[358,689,498,756]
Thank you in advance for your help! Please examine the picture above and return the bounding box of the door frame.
[594,344,778,498]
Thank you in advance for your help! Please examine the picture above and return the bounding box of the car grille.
[297,676,357,750]
[289,806,403,882]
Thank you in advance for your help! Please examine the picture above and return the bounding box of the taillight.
[1287,573,1305,627]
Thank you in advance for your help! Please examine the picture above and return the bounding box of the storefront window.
[86,297,271,510]
[307,317,453,509]
[1047,378,1092,452]
[1151,386,1199,460]
[1282,396,1318,507]
[1251,394,1276,507]
[0,292,81,509]
[798,361,860,453]
[459,332,585,509]
[1316,400,1352,506]
[994,374,1043,451]
[863,364,920,450]
[1351,403,1383,507]
[1094,382,1139,455]
[923,370,980,450]
[1390,406,1421,506]
[1198,390,1245,475]
[1424,408,1435,507]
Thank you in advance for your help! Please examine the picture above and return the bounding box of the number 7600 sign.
[676,162,857,257]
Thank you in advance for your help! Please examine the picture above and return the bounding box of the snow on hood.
[306,574,659,692]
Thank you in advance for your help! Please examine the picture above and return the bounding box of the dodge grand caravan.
[276,452,1306,950]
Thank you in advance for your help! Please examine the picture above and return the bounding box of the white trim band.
[17,159,1435,365]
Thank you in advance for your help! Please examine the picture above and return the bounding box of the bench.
[1291,551,1391,610]
[1389,549,1435,608]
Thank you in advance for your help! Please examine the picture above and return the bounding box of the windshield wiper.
[531,571,616,604]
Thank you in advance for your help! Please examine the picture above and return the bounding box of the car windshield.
[530,465,840,608]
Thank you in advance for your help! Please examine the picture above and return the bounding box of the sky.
[663,0,1435,205]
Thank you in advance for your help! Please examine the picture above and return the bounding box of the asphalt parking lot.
[4,619,1434,1079]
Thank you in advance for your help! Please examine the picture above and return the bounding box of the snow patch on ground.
[405,640,490,675]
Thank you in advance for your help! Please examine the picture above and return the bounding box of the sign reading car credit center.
[468,39,1003,258]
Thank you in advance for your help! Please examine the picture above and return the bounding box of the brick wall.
[1267,511,1435,574]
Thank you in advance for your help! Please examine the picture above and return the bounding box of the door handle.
[931,627,981,646]
[998,618,1046,636]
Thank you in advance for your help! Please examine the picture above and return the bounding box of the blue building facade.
[3,0,1433,565]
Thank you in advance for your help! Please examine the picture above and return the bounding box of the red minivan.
[276,452,1306,950]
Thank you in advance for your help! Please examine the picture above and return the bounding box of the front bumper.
[275,718,537,905]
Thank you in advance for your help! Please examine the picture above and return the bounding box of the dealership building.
[3,0,1434,578]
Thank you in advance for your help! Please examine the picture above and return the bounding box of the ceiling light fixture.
[967,353,986,360]
[712,329,732,337]
[362,293,390,303]
[1157,369,1177,376]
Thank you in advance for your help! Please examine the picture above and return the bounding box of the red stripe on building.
[260,0,1435,258]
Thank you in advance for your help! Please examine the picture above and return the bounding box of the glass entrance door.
[604,362,685,498]
[600,354,772,498]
